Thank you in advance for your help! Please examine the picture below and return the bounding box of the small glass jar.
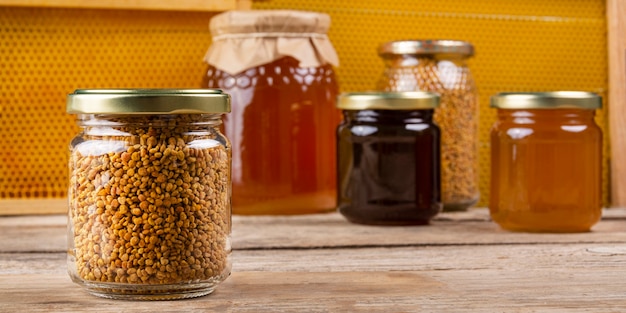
[336,91,442,225]
[490,91,602,232]
[66,89,232,300]
[203,10,340,215]
[376,40,479,212]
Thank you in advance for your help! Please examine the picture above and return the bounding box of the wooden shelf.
[3,209,626,310]
[608,0,626,207]
[0,199,67,216]
[0,0,252,11]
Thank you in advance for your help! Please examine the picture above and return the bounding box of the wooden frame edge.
[608,0,626,207]
[0,199,67,216]
[0,0,240,11]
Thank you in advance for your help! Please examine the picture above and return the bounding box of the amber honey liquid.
[489,109,602,232]
[204,57,340,214]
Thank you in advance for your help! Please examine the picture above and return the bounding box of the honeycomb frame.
[0,1,608,207]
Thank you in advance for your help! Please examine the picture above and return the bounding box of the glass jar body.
[67,114,232,300]
[204,56,340,215]
[337,109,442,225]
[377,53,479,211]
[490,109,602,232]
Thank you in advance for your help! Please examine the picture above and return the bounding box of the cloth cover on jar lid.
[203,10,339,75]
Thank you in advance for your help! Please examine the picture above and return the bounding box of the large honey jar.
[490,91,602,232]
[66,89,232,299]
[203,10,340,215]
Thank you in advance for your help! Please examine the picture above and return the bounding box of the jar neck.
[75,114,225,140]
[76,114,224,128]
[497,109,596,124]
[381,54,469,68]
[343,109,434,124]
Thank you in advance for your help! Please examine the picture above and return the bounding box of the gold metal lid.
[378,40,474,57]
[490,91,602,109]
[337,91,440,110]
[67,89,231,114]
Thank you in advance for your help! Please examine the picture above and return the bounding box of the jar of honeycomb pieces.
[376,40,479,212]
[66,89,232,300]
[203,10,340,215]
[490,91,602,232]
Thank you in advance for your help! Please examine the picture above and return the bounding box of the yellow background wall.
[0,0,608,207]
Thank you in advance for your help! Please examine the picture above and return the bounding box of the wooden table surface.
[2,207,626,312]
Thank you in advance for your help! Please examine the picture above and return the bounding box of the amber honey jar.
[203,10,340,215]
[376,40,479,212]
[490,91,602,232]
[66,89,232,299]
[336,91,441,225]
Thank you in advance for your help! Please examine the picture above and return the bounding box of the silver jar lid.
[67,89,231,114]
[378,40,474,57]
[337,91,440,110]
[490,91,602,109]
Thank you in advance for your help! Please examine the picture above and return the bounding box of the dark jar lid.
[490,91,602,110]
[67,89,231,114]
[337,91,440,110]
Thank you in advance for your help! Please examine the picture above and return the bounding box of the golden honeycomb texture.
[254,0,609,207]
[0,0,608,207]
[0,7,217,199]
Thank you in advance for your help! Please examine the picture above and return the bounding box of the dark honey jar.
[336,91,441,225]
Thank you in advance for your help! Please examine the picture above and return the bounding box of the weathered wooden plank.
[4,210,626,311]
[2,210,626,253]
[0,272,448,312]
[233,243,626,273]
[232,210,626,250]
[5,243,626,274]
[0,214,67,253]
[3,244,626,312]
